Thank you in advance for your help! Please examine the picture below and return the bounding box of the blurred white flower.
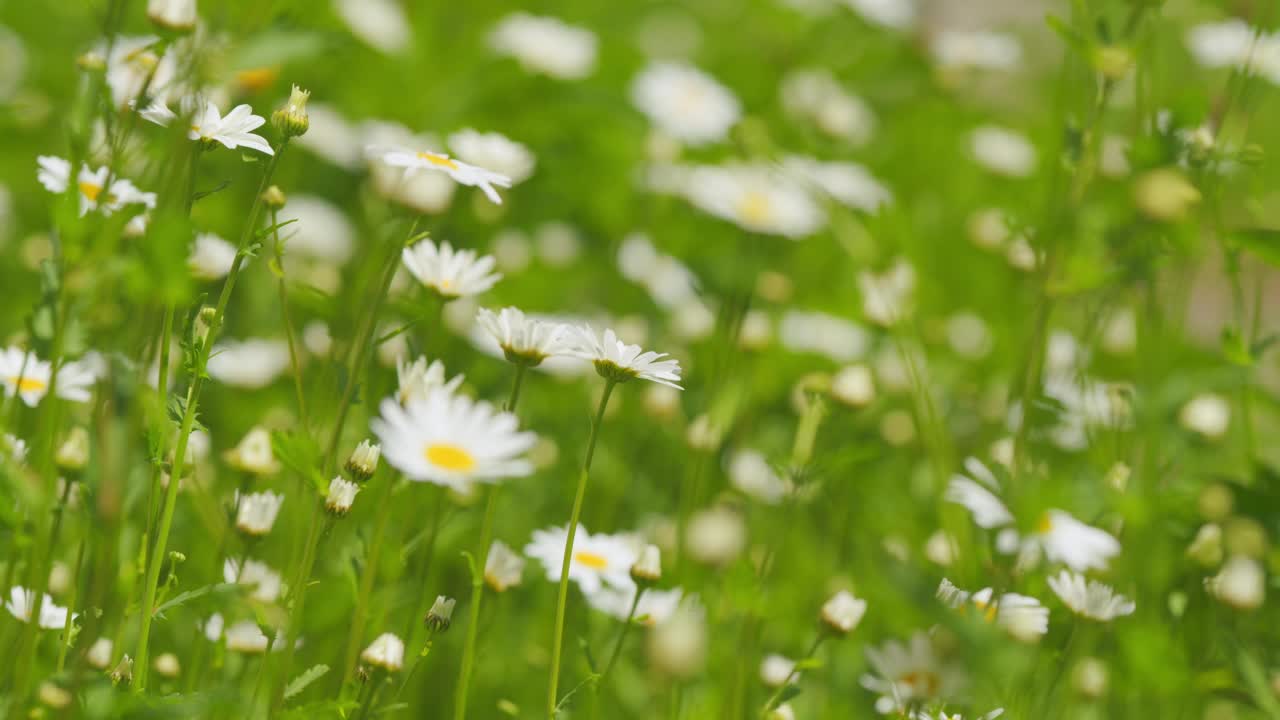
[293,103,362,169]
[616,233,704,310]
[0,26,25,102]
[189,232,236,280]
[779,68,875,144]
[448,129,535,185]
[970,126,1036,178]
[103,36,178,110]
[36,156,156,217]
[631,62,741,146]
[1047,570,1135,621]
[1208,555,1265,610]
[1185,20,1267,73]
[760,653,798,688]
[820,589,867,634]
[862,632,964,714]
[87,638,113,669]
[490,13,597,79]
[931,30,1022,70]
[147,0,197,33]
[375,146,512,204]
[946,312,992,359]
[779,310,869,361]
[535,222,582,267]
[274,195,355,264]
[235,491,284,536]
[840,0,916,30]
[1179,393,1230,439]
[831,363,876,407]
[207,338,290,389]
[222,426,280,475]
[334,0,410,53]
[0,347,95,407]
[586,585,684,625]
[524,524,638,595]
[6,587,75,628]
[647,600,706,678]
[484,540,526,592]
[937,580,1048,641]
[681,163,826,238]
[402,239,501,299]
[372,391,535,492]
[728,449,791,505]
[685,506,746,565]
[223,559,285,603]
[859,258,915,326]
[361,632,405,671]
[782,156,892,212]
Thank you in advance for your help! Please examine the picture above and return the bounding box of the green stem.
[547,380,616,719]
[506,363,528,412]
[453,485,501,720]
[55,538,88,673]
[761,634,825,716]
[599,587,644,683]
[341,475,396,688]
[134,140,289,693]
[271,207,309,429]
[269,501,327,716]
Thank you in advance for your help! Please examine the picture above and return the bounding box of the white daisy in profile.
[374,147,512,204]
[235,491,284,536]
[448,129,535,185]
[145,98,274,156]
[395,356,463,405]
[476,306,572,366]
[371,390,536,492]
[861,632,966,714]
[944,457,1013,529]
[401,239,502,298]
[523,523,638,595]
[36,156,156,217]
[189,232,237,280]
[631,62,741,146]
[0,348,96,407]
[6,586,76,628]
[223,559,285,604]
[484,540,526,592]
[566,325,683,388]
[936,579,1048,642]
[586,585,684,626]
[489,13,598,80]
[1033,510,1122,572]
[1047,570,1135,621]
[682,163,826,239]
[781,155,892,213]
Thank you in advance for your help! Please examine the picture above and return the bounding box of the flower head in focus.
[524,523,638,595]
[566,325,683,388]
[401,239,502,299]
[145,98,274,155]
[374,147,512,204]
[477,307,572,367]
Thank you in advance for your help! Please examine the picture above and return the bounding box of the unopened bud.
[55,427,90,473]
[38,682,72,709]
[819,590,866,635]
[345,440,381,482]
[1186,523,1223,568]
[109,654,134,685]
[262,185,286,209]
[360,633,404,672]
[147,0,197,34]
[154,652,181,679]
[272,85,310,138]
[425,595,456,633]
[631,544,662,585]
[1072,656,1108,699]
[1092,46,1133,80]
[325,477,360,517]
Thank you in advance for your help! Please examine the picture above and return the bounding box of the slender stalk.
[547,380,617,719]
[453,485,500,720]
[341,475,396,687]
[761,634,825,715]
[271,206,309,428]
[134,141,289,692]
[55,538,88,673]
[269,501,327,715]
[506,363,528,412]
[599,587,644,683]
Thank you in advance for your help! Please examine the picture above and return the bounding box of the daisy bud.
[236,491,284,537]
[87,638,113,669]
[154,652,181,679]
[344,440,381,482]
[147,0,197,34]
[1209,555,1265,610]
[819,589,867,636]
[361,633,405,672]
[38,682,73,709]
[325,477,360,517]
[1133,167,1200,223]
[1092,45,1133,80]
[631,544,662,585]
[484,540,525,592]
[1072,657,1108,699]
[759,653,797,688]
[830,364,875,408]
[109,654,134,686]
[262,185,286,209]
[425,596,456,633]
[194,306,217,345]
[223,427,281,476]
[55,427,89,473]
[272,85,310,138]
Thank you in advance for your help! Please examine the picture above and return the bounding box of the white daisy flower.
[223,559,285,604]
[448,129,535,185]
[1179,393,1230,439]
[630,62,741,146]
[565,325,683,388]
[203,614,283,653]
[1208,555,1265,610]
[207,338,291,389]
[0,347,95,407]
[188,232,236,280]
[103,35,179,110]
[489,13,598,80]
[970,126,1037,178]
[523,523,638,595]
[334,0,410,53]
[911,710,1004,720]
[937,580,1048,642]
[325,477,360,516]
[931,30,1022,71]
[586,585,684,626]
[370,391,536,493]
[1035,510,1122,572]
[6,586,76,629]
[760,653,799,688]
[401,239,501,299]
[395,356,463,406]
[374,147,512,204]
[147,0,197,33]
[778,310,870,362]
[361,632,405,671]
[1185,20,1262,70]
[781,155,892,213]
[945,459,1014,529]
[222,426,281,476]
[1047,570,1135,621]
[361,121,457,213]
[484,540,526,592]
[779,68,876,144]
[840,0,916,30]
[858,258,916,326]
[36,156,156,217]
[820,590,868,634]
[146,99,274,156]
[235,491,284,536]
[861,632,966,713]
[727,449,792,505]
[476,306,572,366]
[681,163,826,239]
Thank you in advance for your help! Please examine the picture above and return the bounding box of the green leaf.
[1230,229,1280,268]
[1236,646,1280,719]
[284,664,330,700]
[152,583,237,619]
[272,429,327,495]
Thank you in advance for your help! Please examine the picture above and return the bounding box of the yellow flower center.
[236,67,278,92]
[898,670,940,696]
[738,191,772,225]
[424,443,475,472]
[417,152,459,170]
[9,375,46,393]
[973,598,998,623]
[1036,513,1054,534]
[79,182,103,202]
[573,551,609,569]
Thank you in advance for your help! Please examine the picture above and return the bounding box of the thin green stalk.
[271,206,309,428]
[341,475,397,688]
[55,538,88,673]
[269,501,328,716]
[761,634,825,716]
[134,140,290,692]
[547,380,616,719]
[402,488,446,649]
[453,485,501,720]
[506,363,528,412]
[599,587,644,683]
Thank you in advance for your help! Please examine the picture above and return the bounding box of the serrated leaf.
[284,664,330,700]
[152,583,237,619]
